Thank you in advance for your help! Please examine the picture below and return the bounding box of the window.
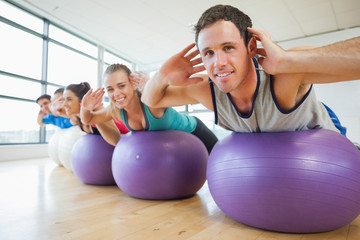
[47,42,98,88]
[0,1,129,145]
[49,25,97,58]
[190,111,231,140]
[0,21,43,79]
[46,85,64,97]
[0,1,43,33]
[104,50,132,70]
[0,98,41,144]
[0,74,42,100]
[173,106,186,112]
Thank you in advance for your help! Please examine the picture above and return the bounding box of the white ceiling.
[10,0,360,71]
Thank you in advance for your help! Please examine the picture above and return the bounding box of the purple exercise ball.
[207,129,360,233]
[112,131,208,200]
[71,134,116,185]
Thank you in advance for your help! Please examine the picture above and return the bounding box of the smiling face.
[63,89,81,116]
[104,70,137,109]
[198,20,255,93]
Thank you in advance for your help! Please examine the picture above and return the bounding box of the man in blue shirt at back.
[36,88,73,129]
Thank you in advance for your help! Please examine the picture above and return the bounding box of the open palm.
[82,88,104,111]
[159,43,205,86]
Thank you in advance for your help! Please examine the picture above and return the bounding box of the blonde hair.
[104,63,131,79]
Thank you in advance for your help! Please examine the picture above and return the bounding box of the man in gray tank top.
[142,5,360,135]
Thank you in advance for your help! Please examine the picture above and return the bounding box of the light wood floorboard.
[0,158,359,240]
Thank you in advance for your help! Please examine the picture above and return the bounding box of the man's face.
[37,98,51,114]
[197,20,252,93]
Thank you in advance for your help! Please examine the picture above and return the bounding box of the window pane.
[45,125,56,142]
[189,111,214,130]
[191,103,208,111]
[104,51,132,70]
[49,25,97,58]
[46,85,64,97]
[0,98,40,144]
[0,74,42,100]
[48,42,97,88]
[187,104,208,112]
[173,106,186,112]
[190,111,231,140]
[0,1,43,33]
[0,22,43,79]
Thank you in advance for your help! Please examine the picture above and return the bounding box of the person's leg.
[191,117,218,154]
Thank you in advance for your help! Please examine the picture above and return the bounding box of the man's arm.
[37,110,46,126]
[141,43,208,108]
[284,38,360,80]
[248,27,360,82]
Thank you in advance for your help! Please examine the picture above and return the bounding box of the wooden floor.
[1,158,360,240]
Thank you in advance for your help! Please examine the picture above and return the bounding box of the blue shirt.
[43,114,73,129]
[322,103,347,136]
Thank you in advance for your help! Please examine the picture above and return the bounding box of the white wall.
[0,144,49,162]
[278,27,360,49]
[278,27,360,143]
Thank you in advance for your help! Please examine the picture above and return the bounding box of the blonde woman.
[80,64,218,153]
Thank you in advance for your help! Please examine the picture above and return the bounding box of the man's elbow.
[140,94,151,106]
[141,94,159,108]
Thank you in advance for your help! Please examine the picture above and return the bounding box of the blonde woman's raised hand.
[130,71,149,92]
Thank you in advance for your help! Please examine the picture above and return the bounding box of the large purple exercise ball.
[112,131,208,200]
[207,129,360,233]
[71,134,116,185]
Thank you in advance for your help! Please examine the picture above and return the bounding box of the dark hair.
[194,4,252,46]
[54,87,64,95]
[65,82,91,101]
[104,63,131,80]
[36,94,51,103]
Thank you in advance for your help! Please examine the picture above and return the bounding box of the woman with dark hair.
[62,82,128,146]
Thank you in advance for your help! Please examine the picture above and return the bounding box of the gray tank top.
[209,58,339,133]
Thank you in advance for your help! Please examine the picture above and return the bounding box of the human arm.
[80,88,113,125]
[248,27,360,83]
[37,110,46,126]
[141,43,209,108]
[95,120,121,146]
[49,96,66,117]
